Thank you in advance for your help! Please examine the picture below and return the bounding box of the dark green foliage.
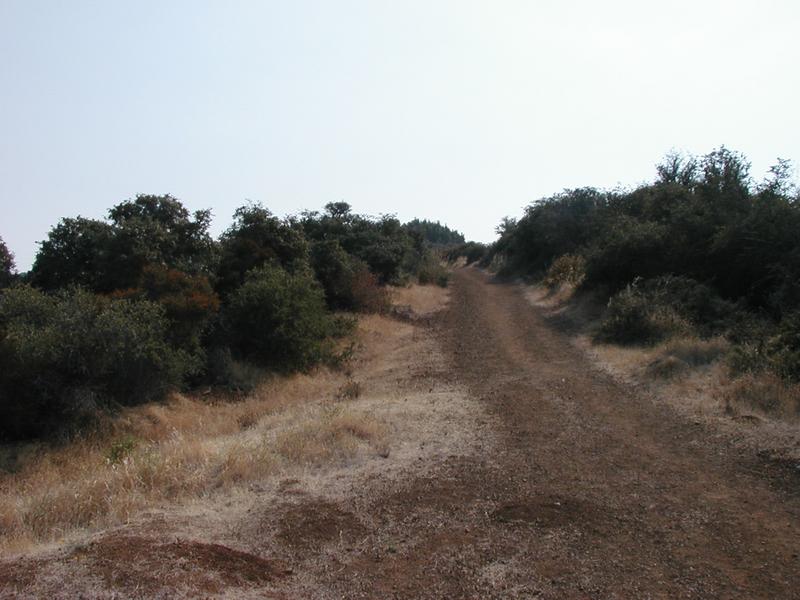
[112,265,220,353]
[12,192,464,439]
[32,195,216,293]
[0,286,193,440]
[597,281,686,345]
[295,203,420,284]
[222,264,335,371]
[596,276,737,345]
[583,218,669,290]
[416,258,450,287]
[310,239,357,310]
[108,194,217,279]
[404,219,465,245]
[446,241,488,265]
[0,236,15,288]
[216,203,309,296]
[204,346,267,392]
[763,313,800,382]
[32,217,117,291]
[492,147,800,379]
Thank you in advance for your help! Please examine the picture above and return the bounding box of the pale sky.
[1,1,799,270]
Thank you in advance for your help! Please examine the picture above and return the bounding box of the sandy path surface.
[3,267,800,598]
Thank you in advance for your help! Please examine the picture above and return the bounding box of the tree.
[108,194,216,280]
[216,203,309,296]
[31,217,116,291]
[0,235,15,288]
[31,195,216,293]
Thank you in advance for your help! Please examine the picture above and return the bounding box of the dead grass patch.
[722,373,800,420]
[0,369,347,552]
[0,284,447,555]
[645,337,729,379]
[660,337,728,367]
[336,379,362,401]
[274,407,386,466]
[390,284,449,316]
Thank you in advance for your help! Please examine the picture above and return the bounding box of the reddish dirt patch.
[73,535,286,593]
[0,556,43,594]
[276,500,366,550]
[492,495,600,529]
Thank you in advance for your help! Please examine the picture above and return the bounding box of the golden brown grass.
[722,372,800,420]
[0,367,388,553]
[0,284,455,554]
[390,284,449,316]
[645,337,729,379]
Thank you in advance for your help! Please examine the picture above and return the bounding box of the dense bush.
[583,218,669,291]
[596,276,735,345]
[111,265,220,353]
[596,281,689,345]
[216,203,308,296]
[543,254,586,288]
[404,219,465,245]
[0,236,14,288]
[491,147,800,381]
[0,286,193,439]
[767,314,800,381]
[32,195,216,293]
[295,202,424,284]
[310,239,357,310]
[446,241,488,265]
[10,196,462,439]
[416,257,450,287]
[222,264,335,371]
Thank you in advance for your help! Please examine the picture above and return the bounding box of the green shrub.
[310,239,357,310]
[583,217,669,291]
[543,254,586,288]
[416,259,450,287]
[223,263,335,371]
[0,286,193,440]
[205,346,266,392]
[764,312,800,382]
[596,280,690,345]
[446,242,487,265]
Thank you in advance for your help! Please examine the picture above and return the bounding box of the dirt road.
[307,267,800,598]
[3,267,800,598]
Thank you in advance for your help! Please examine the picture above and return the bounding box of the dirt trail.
[306,267,800,598]
[3,267,800,598]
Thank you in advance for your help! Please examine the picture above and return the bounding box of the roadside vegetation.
[0,200,460,442]
[478,147,800,420]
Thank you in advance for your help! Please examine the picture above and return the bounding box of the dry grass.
[722,373,800,420]
[274,406,386,465]
[390,284,449,317]
[0,284,453,555]
[0,366,390,553]
[645,337,729,379]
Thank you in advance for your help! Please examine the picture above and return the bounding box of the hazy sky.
[1,1,799,270]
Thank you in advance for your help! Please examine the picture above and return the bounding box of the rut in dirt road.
[333,267,800,599]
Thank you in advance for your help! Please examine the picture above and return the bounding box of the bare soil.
[3,267,800,598]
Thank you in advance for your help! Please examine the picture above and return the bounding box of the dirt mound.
[276,500,366,550]
[1,535,288,598]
